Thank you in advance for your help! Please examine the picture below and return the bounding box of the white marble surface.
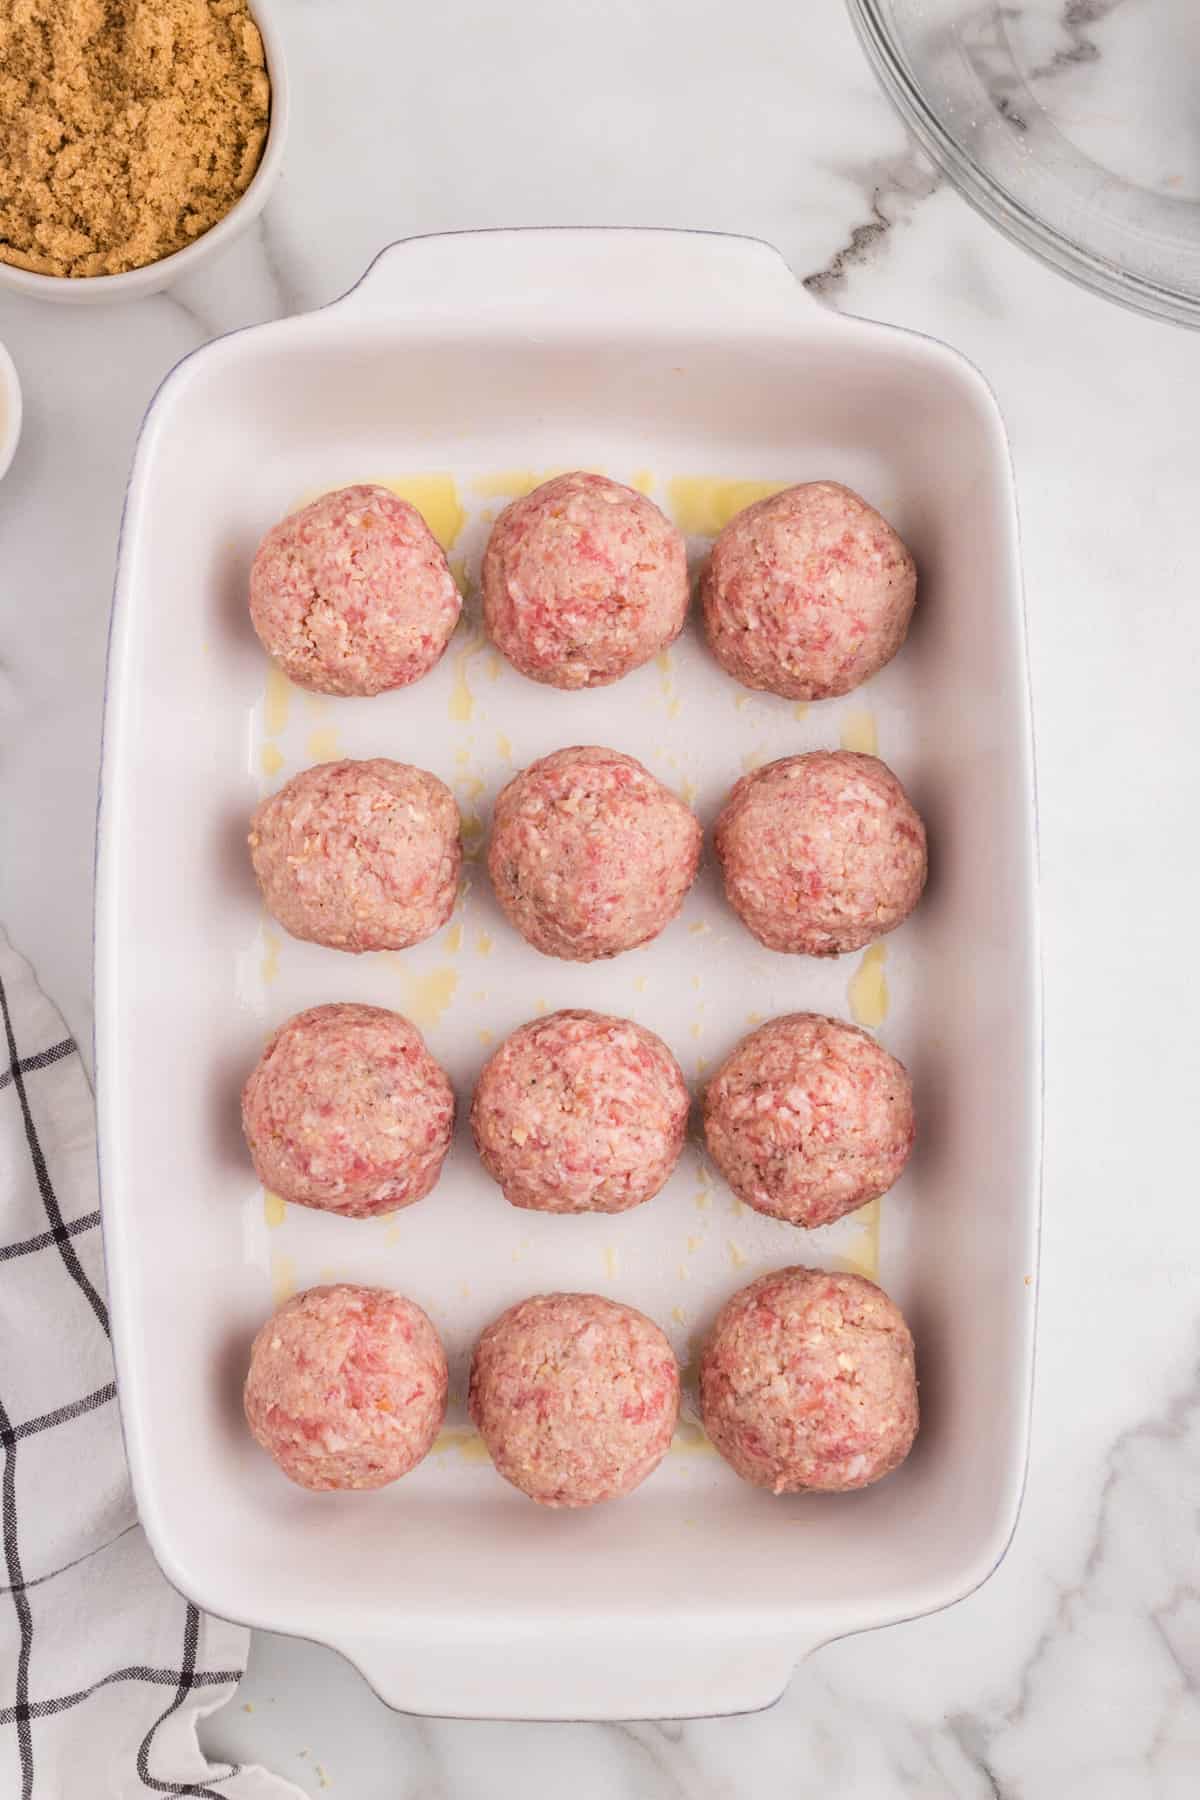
[2,1,1198,1794]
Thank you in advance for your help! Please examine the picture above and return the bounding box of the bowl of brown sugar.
[0,0,289,303]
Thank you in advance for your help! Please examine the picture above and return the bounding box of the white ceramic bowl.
[0,0,288,306]
[0,340,21,482]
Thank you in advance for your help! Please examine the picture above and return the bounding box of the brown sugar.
[0,0,271,279]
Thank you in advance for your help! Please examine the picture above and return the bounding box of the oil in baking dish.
[666,476,789,536]
[839,708,878,756]
[848,943,889,1029]
[377,475,465,552]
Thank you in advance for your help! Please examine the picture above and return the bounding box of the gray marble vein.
[614,1721,714,1800]
[162,207,298,339]
[978,1348,1200,1790]
[962,0,1132,134]
[1029,0,1128,81]
[944,1713,1003,1798]
[156,288,217,346]
[253,208,305,320]
[803,148,943,298]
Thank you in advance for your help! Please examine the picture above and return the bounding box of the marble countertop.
[2,2,1198,1794]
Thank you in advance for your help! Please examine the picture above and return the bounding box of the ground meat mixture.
[249,758,460,953]
[242,1003,455,1218]
[468,1292,680,1506]
[714,750,927,956]
[249,485,460,696]
[704,1013,914,1228]
[701,481,916,701]
[471,1009,689,1214]
[700,1267,918,1493]
[487,746,701,960]
[244,1284,448,1491]
[482,472,688,688]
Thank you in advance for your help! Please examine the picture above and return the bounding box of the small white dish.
[0,340,22,482]
[0,0,288,306]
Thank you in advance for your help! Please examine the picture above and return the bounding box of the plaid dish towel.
[0,931,298,1800]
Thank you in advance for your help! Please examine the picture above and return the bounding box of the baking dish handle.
[330,1621,824,1721]
[327,227,833,333]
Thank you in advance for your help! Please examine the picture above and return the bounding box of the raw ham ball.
[487,746,701,960]
[703,1013,913,1228]
[242,1003,455,1218]
[249,758,461,953]
[482,472,688,688]
[468,1293,680,1506]
[249,484,460,696]
[701,481,915,701]
[471,1009,689,1214]
[244,1284,448,1491]
[714,750,926,956]
[700,1267,918,1493]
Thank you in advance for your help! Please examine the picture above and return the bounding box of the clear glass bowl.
[847,0,1200,328]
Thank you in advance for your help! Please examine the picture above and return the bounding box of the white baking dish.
[95,229,1039,1721]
